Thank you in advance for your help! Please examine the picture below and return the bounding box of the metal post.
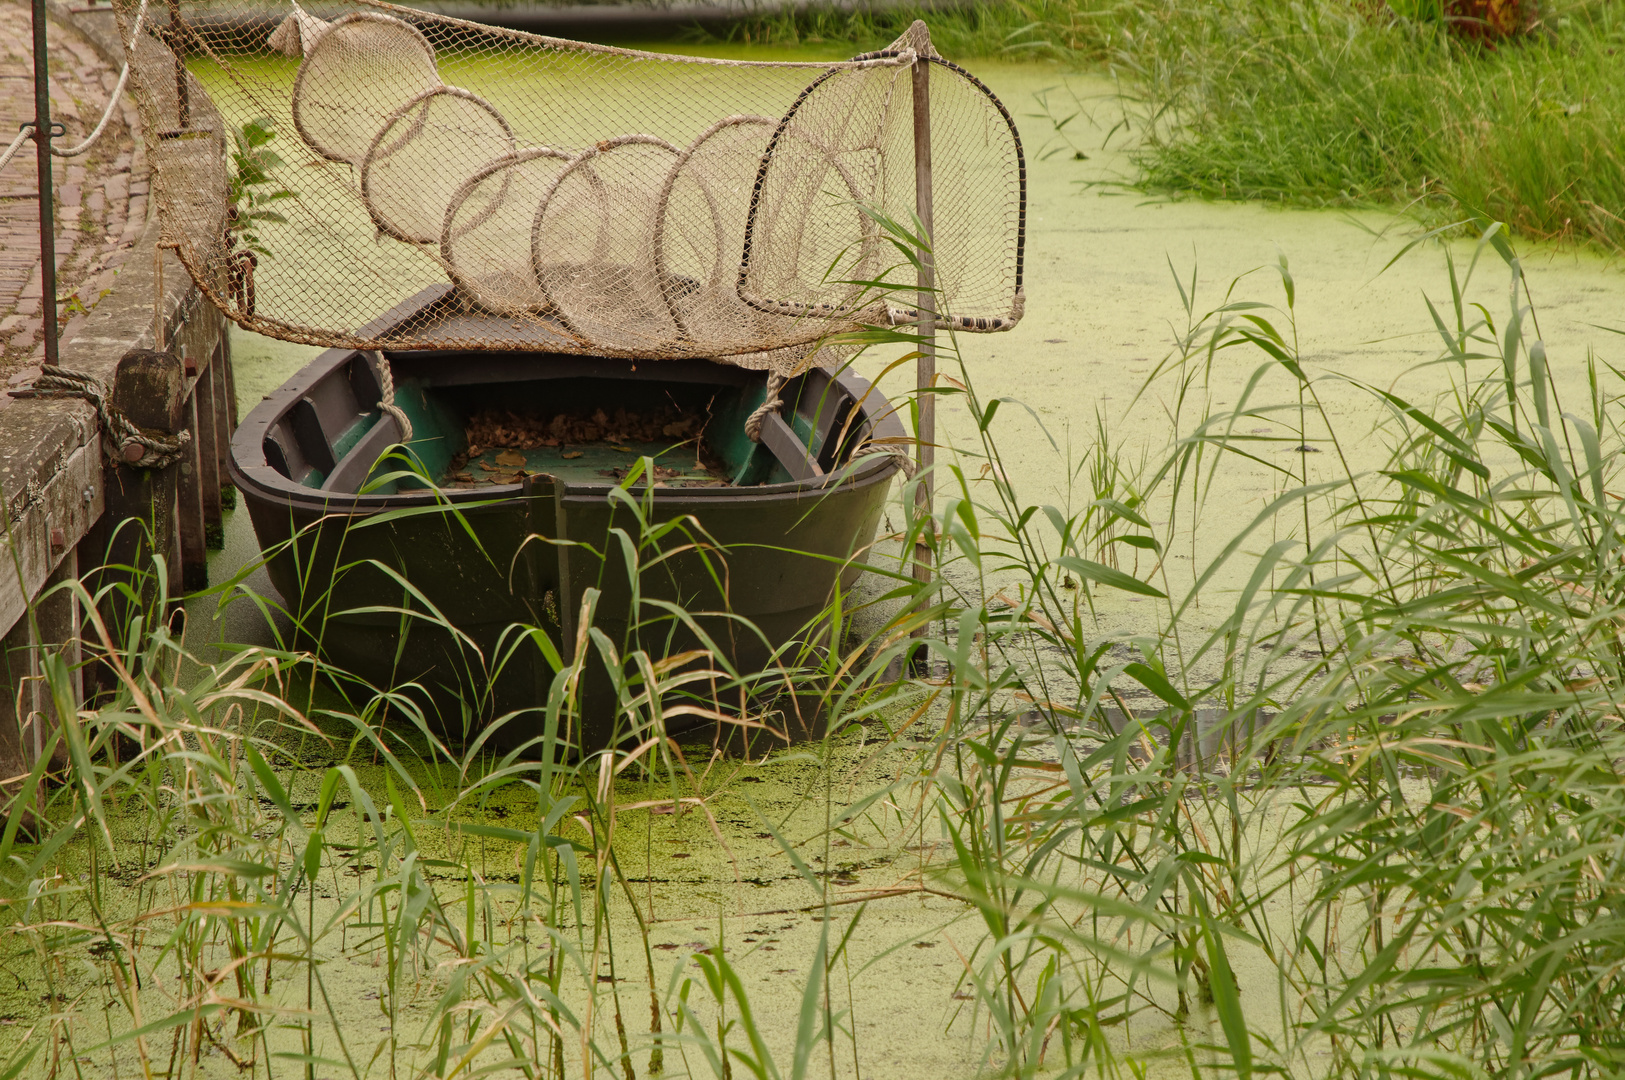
[30,0,59,368]
[165,0,189,130]
[910,53,935,662]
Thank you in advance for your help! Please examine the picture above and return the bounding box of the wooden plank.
[0,436,103,638]
[195,349,223,543]
[758,412,823,483]
[218,333,239,436]
[0,550,77,793]
[177,392,207,590]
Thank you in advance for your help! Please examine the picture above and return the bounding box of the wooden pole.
[30,0,59,368]
[81,350,185,698]
[910,51,935,664]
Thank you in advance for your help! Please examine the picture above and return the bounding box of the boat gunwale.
[228,344,906,515]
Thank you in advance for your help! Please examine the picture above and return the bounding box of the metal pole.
[31,0,59,368]
[910,53,935,660]
[165,0,189,130]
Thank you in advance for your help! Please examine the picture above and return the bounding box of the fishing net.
[112,0,1025,372]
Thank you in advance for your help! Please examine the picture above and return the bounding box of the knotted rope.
[367,351,413,441]
[31,364,192,469]
[744,372,784,443]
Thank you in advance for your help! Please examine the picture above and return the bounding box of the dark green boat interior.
[260,350,854,496]
[383,375,781,491]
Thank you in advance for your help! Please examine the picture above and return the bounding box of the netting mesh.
[114,0,1025,370]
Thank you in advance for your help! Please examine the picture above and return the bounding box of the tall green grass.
[717,0,1625,250]
[1120,0,1625,248]
[3,217,1625,1077]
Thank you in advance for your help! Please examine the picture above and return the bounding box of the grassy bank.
[717,0,1625,251]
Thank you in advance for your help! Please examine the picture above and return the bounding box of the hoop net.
[113,1,1026,372]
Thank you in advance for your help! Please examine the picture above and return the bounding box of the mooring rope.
[31,364,192,469]
[367,351,413,441]
[57,0,148,159]
[0,0,148,175]
[744,372,785,443]
[0,127,32,173]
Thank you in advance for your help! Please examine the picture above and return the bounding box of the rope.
[744,371,784,443]
[0,0,147,174]
[56,0,147,158]
[53,58,133,158]
[0,126,31,173]
[367,350,413,441]
[31,364,192,469]
[855,442,917,480]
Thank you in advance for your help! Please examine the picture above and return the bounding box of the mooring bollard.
[81,348,186,696]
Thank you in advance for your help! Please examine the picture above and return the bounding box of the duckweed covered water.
[47,42,1625,1080]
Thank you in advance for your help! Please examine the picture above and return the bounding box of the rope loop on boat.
[855,441,916,480]
[367,350,413,442]
[31,364,192,469]
[744,372,784,443]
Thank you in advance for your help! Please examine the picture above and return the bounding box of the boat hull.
[229,336,903,749]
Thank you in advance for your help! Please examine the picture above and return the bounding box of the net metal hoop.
[361,84,517,244]
[738,52,1027,332]
[529,134,681,341]
[291,11,440,164]
[651,114,775,343]
[441,145,574,318]
[117,2,1026,366]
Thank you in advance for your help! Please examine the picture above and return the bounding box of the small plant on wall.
[224,116,294,314]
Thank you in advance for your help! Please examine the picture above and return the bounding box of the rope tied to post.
[744,372,784,443]
[366,351,413,441]
[31,365,192,469]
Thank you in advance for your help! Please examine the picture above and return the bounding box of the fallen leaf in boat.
[495,449,526,468]
[452,472,474,483]
[612,445,632,453]
[561,451,583,460]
